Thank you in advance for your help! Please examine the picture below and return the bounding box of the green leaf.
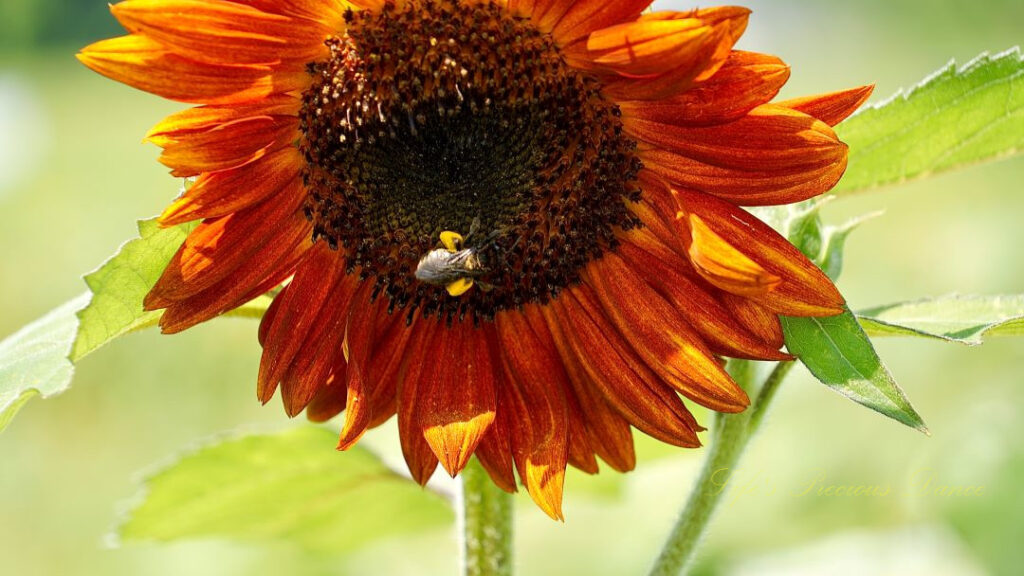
[858,294,1024,345]
[0,294,88,432]
[71,219,195,361]
[0,219,273,432]
[117,426,453,553]
[835,47,1024,194]
[781,311,928,433]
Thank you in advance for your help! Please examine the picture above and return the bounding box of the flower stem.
[460,458,514,576]
[648,360,794,576]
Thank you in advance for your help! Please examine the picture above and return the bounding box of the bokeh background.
[2,0,1022,574]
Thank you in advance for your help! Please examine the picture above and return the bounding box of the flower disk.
[79,0,874,519]
[301,0,642,322]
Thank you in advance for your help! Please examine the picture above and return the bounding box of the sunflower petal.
[634,104,849,205]
[397,320,442,485]
[278,273,361,417]
[618,51,789,126]
[157,225,310,334]
[595,8,750,100]
[147,115,298,177]
[521,308,634,472]
[159,147,304,225]
[496,311,569,520]
[421,326,497,477]
[616,239,790,361]
[145,95,300,138]
[256,243,347,403]
[778,85,875,127]
[148,179,306,303]
[673,188,845,316]
[77,35,303,104]
[583,254,748,412]
[473,332,520,493]
[550,0,652,46]
[111,0,330,66]
[543,296,702,448]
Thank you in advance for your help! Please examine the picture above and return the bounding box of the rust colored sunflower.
[79,0,871,519]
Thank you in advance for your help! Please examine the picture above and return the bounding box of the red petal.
[634,104,849,205]
[147,179,305,303]
[159,146,304,226]
[496,310,569,520]
[420,326,498,477]
[617,239,790,361]
[278,273,361,417]
[595,7,750,101]
[397,320,442,485]
[520,307,636,472]
[474,331,520,494]
[720,293,786,350]
[582,254,748,412]
[157,226,310,334]
[256,243,348,403]
[543,295,702,447]
[338,284,382,447]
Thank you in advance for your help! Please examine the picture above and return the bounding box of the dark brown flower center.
[299,0,642,322]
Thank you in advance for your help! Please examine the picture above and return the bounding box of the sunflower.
[79,0,870,519]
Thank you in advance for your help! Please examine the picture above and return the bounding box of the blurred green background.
[1,0,1022,574]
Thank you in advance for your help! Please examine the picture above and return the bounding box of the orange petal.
[111,0,331,65]
[673,188,845,316]
[420,326,498,477]
[159,146,304,226]
[582,254,748,412]
[634,104,849,205]
[216,0,347,27]
[576,15,716,77]
[145,95,300,138]
[595,7,750,101]
[686,214,782,298]
[550,0,652,46]
[543,294,702,447]
[720,293,786,350]
[147,116,298,177]
[495,311,569,520]
[618,51,789,127]
[77,35,306,104]
[397,320,442,485]
[147,179,306,304]
[778,85,875,127]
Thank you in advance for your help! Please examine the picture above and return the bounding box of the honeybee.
[415,221,494,296]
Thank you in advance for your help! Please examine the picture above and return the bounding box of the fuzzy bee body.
[415,246,487,285]
[415,226,492,296]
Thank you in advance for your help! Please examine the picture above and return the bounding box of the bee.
[415,220,494,297]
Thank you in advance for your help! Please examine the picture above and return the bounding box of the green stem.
[460,458,514,576]
[648,360,794,576]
